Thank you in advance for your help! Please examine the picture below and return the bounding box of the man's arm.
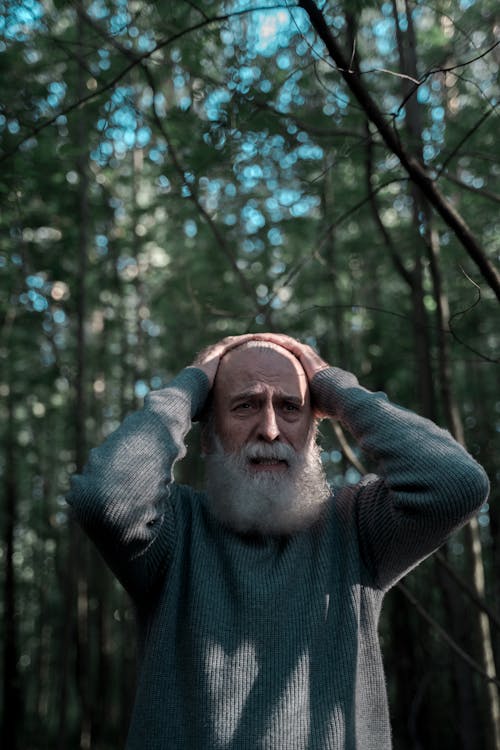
[253,334,490,589]
[67,368,209,598]
[66,335,255,599]
[312,365,489,588]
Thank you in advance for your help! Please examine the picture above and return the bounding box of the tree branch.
[142,68,262,316]
[364,121,414,288]
[297,0,500,301]
[332,422,367,475]
[396,582,500,688]
[437,107,497,177]
[0,3,287,164]
[435,552,500,634]
[442,172,500,205]
[447,272,499,364]
[74,4,270,322]
[393,41,500,121]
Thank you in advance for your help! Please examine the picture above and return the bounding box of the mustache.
[236,441,297,467]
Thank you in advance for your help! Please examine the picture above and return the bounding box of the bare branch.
[396,582,500,688]
[393,41,500,120]
[364,121,414,288]
[317,176,410,239]
[435,552,500,634]
[448,271,499,364]
[437,107,498,176]
[442,173,500,206]
[141,67,262,317]
[332,422,367,475]
[297,0,500,301]
[181,0,211,22]
[266,176,410,312]
[74,4,269,322]
[295,301,495,365]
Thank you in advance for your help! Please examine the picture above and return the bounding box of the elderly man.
[68,333,489,750]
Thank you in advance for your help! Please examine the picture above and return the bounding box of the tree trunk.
[33,415,54,742]
[363,111,436,419]
[435,557,482,749]
[58,6,92,749]
[427,141,500,750]
[321,171,347,369]
[396,1,500,743]
[74,8,92,744]
[2,388,21,750]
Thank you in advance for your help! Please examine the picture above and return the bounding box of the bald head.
[215,340,307,391]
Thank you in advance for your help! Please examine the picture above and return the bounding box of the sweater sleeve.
[66,367,210,598]
[312,367,490,590]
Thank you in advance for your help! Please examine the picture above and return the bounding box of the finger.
[217,334,258,358]
[248,332,302,355]
[250,334,329,380]
[193,334,257,367]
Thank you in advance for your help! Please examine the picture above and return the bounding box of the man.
[67,333,489,750]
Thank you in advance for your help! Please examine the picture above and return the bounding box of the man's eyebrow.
[280,395,303,405]
[229,389,263,404]
[228,390,304,405]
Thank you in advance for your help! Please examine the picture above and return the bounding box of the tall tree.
[1,381,21,750]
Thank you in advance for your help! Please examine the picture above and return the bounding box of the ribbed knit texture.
[67,366,490,750]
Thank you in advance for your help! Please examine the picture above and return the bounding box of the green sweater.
[67,366,489,750]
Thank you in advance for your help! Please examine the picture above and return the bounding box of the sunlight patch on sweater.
[203,638,259,748]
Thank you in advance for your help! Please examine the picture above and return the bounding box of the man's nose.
[258,403,280,442]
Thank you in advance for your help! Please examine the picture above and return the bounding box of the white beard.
[204,437,331,536]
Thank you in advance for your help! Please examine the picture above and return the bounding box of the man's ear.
[200,424,212,456]
[311,408,327,420]
[310,395,328,421]
[199,402,216,456]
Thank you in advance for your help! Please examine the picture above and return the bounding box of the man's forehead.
[227,382,305,401]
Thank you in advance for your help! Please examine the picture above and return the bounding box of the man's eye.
[235,402,252,410]
[283,403,299,412]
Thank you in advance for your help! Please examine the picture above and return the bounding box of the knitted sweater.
[67,366,489,750]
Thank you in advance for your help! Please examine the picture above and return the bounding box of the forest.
[0,0,499,747]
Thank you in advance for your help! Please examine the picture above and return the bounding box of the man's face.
[205,343,330,535]
[212,343,314,462]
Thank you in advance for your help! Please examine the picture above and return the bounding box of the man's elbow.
[452,457,490,516]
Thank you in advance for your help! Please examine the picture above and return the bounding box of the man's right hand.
[191,334,256,388]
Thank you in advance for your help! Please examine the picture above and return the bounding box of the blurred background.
[1,0,499,747]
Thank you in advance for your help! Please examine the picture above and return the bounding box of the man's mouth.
[248,457,288,471]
